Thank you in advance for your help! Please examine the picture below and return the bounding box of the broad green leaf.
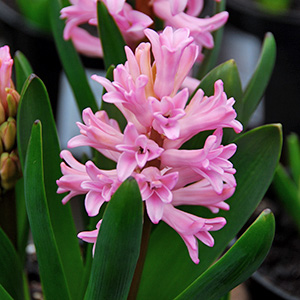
[137,124,282,299]
[84,178,143,300]
[97,1,126,70]
[287,133,300,185]
[272,164,300,232]
[50,0,98,113]
[15,178,29,263]
[14,51,33,94]
[196,0,227,79]
[22,273,31,300]
[0,229,23,300]
[0,285,13,300]
[17,75,83,300]
[219,293,230,300]
[16,0,51,32]
[175,209,275,300]
[11,51,32,262]
[24,121,71,300]
[241,33,276,128]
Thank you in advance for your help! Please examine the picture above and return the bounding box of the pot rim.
[252,271,300,300]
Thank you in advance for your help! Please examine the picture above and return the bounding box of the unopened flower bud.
[5,88,20,118]
[0,117,16,152]
[0,102,5,125]
[0,151,21,190]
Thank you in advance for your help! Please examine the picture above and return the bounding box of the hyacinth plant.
[0,1,282,300]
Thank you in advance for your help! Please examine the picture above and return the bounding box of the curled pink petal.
[162,204,226,263]
[164,80,243,149]
[56,150,90,204]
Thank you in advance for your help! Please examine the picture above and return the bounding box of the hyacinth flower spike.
[58,26,242,264]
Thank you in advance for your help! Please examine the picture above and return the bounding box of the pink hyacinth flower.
[162,204,226,264]
[58,24,242,265]
[116,123,164,181]
[172,179,234,213]
[152,0,228,61]
[164,80,243,149]
[150,88,188,140]
[68,108,123,162]
[92,44,154,131]
[60,0,101,57]
[135,167,178,224]
[60,0,152,57]
[144,26,198,98]
[161,129,237,194]
[56,150,90,204]
[0,46,13,111]
[92,27,198,132]
[81,161,121,216]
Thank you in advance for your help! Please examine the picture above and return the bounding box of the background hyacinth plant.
[0,1,282,299]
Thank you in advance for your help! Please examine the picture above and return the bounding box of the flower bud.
[0,117,16,152]
[0,151,21,190]
[0,102,6,125]
[5,88,20,118]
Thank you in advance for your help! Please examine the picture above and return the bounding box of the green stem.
[0,188,17,249]
[128,211,152,300]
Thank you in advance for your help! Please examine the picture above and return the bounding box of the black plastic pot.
[0,0,61,115]
[227,0,300,137]
[247,272,300,300]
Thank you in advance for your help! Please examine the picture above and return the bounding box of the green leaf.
[196,0,227,79]
[219,293,230,300]
[84,178,143,300]
[272,164,300,232]
[137,124,282,299]
[50,0,98,113]
[15,178,29,263]
[17,75,83,300]
[97,1,127,70]
[0,228,24,300]
[241,33,276,128]
[287,133,300,185]
[15,0,51,32]
[14,51,33,94]
[175,209,275,300]
[0,285,14,300]
[24,121,71,300]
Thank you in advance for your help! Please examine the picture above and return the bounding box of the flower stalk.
[128,210,153,300]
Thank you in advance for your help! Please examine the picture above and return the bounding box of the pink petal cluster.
[0,46,13,112]
[152,0,228,61]
[57,27,242,264]
[60,0,153,57]
[60,0,228,61]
